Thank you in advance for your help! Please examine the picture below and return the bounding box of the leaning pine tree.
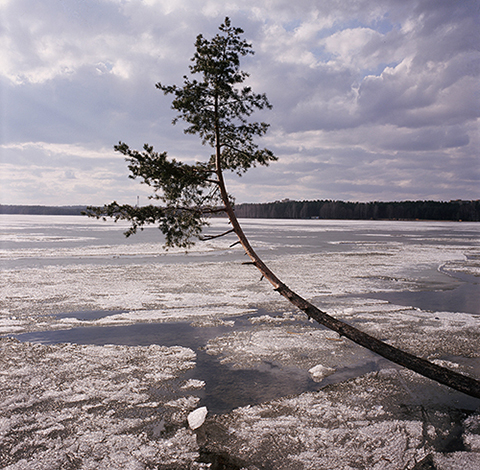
[87,18,480,399]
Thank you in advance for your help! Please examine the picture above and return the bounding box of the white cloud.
[1,0,479,205]
[322,27,384,65]
[1,142,117,159]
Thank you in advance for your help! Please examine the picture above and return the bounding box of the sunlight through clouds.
[1,0,478,204]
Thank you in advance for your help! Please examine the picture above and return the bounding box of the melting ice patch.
[205,325,372,371]
[203,369,480,469]
[0,240,233,261]
[0,317,24,333]
[443,257,480,277]
[0,233,95,243]
[0,218,479,468]
[49,306,254,330]
[0,258,274,333]
[267,242,476,298]
[1,223,479,338]
[308,364,336,382]
[0,338,202,468]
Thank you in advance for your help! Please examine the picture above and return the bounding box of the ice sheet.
[1,216,479,468]
[1,219,478,333]
[0,338,201,468]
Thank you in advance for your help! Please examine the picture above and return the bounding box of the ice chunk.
[181,379,206,390]
[188,406,208,430]
[308,364,336,382]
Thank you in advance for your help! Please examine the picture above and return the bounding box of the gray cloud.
[1,0,478,205]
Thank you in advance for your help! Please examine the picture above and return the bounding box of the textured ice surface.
[0,337,202,469]
[1,217,479,336]
[323,298,480,365]
[1,216,479,468]
[205,325,363,370]
[204,303,480,381]
[201,369,480,469]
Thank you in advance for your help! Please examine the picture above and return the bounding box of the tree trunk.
[214,163,480,399]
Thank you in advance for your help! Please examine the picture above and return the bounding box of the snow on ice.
[0,338,202,468]
[0,216,479,468]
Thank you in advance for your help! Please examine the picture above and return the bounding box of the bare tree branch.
[200,228,235,240]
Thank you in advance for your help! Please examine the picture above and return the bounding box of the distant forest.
[0,205,85,215]
[233,199,480,221]
[1,200,479,221]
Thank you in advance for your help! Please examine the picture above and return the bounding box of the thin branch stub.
[200,228,235,240]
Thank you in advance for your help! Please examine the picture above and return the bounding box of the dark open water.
[12,268,479,414]
[3,217,479,413]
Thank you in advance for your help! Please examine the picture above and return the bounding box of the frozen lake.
[1,215,479,468]
[1,215,479,405]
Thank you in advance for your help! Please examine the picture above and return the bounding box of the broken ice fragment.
[188,406,208,430]
[308,364,336,382]
[181,379,206,390]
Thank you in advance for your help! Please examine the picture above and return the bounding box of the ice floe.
[308,364,336,382]
[0,337,202,468]
[188,407,208,430]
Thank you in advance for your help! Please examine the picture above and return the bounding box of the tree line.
[2,200,479,221]
[232,199,480,221]
[0,205,85,215]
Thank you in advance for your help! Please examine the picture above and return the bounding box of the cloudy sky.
[1,0,479,206]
